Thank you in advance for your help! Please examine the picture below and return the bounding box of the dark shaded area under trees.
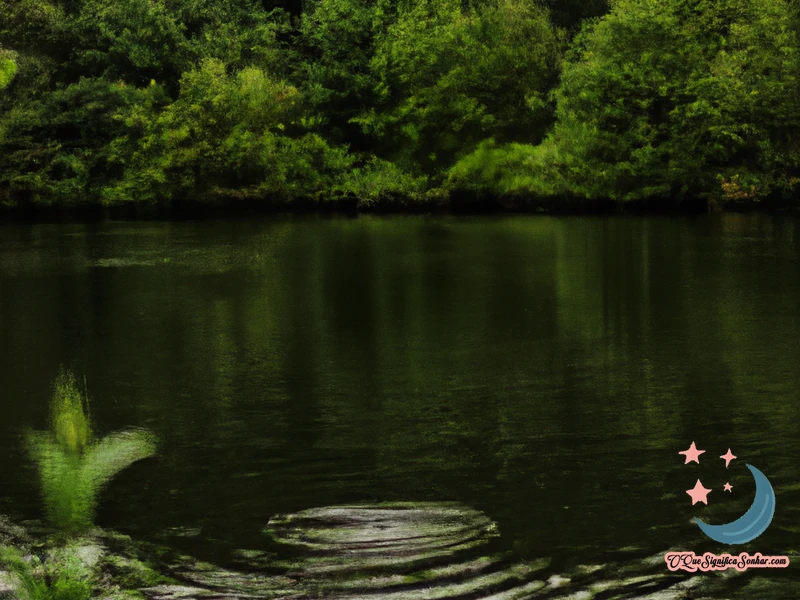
[2,0,800,215]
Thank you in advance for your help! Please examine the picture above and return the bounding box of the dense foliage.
[1,0,799,211]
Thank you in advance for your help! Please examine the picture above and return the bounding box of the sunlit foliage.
[0,55,17,90]
[1,0,799,209]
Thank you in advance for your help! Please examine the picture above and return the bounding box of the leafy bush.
[0,78,164,206]
[356,0,561,177]
[544,0,800,202]
[104,59,357,204]
[335,157,429,206]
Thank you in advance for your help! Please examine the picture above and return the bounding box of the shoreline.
[1,195,797,223]
[0,508,751,600]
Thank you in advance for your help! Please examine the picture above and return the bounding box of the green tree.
[296,0,393,149]
[0,77,164,206]
[64,0,191,86]
[104,59,354,205]
[355,0,560,178]
[0,0,68,57]
[167,0,292,74]
[546,0,800,204]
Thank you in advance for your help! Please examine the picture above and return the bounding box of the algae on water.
[27,370,158,535]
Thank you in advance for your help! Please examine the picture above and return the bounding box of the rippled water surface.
[1,214,799,584]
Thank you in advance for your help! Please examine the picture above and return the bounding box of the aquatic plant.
[27,370,157,535]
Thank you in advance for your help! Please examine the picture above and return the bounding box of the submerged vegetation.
[27,370,157,535]
[1,0,800,211]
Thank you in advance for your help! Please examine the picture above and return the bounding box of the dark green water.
[2,214,800,577]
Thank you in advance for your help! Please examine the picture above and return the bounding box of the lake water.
[1,214,800,588]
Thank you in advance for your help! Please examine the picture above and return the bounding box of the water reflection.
[1,214,799,577]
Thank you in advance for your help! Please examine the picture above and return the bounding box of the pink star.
[679,442,706,464]
[723,482,733,492]
[720,448,737,468]
[687,479,712,505]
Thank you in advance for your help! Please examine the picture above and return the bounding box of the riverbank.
[2,192,797,222]
[0,505,768,600]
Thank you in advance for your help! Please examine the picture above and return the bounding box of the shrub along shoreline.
[3,0,800,215]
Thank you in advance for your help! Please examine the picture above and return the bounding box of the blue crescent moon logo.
[695,464,776,545]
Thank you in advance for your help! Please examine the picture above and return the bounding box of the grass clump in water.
[27,369,158,535]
